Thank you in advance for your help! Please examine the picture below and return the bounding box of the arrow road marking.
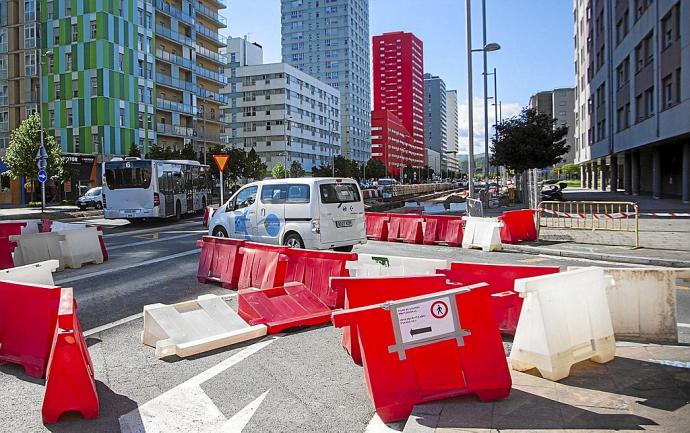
[119,337,277,433]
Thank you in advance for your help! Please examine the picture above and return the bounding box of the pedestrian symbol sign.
[212,154,230,172]
[431,301,448,319]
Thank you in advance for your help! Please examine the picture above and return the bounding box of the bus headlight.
[311,219,320,234]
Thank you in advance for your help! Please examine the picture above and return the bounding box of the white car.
[208,178,366,252]
[76,187,103,210]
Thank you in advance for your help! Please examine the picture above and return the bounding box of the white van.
[208,178,366,252]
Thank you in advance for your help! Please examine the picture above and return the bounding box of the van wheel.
[284,233,304,249]
[212,226,228,238]
[333,245,354,253]
[175,201,182,221]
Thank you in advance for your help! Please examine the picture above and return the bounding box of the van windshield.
[319,183,360,204]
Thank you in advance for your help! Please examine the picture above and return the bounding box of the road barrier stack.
[365,212,390,241]
[498,209,537,244]
[196,236,246,289]
[0,221,28,269]
[142,294,267,358]
[43,220,109,262]
[422,215,464,246]
[237,242,290,290]
[461,217,503,252]
[509,267,616,381]
[439,262,560,335]
[346,253,448,278]
[202,206,217,227]
[387,214,424,244]
[332,285,511,423]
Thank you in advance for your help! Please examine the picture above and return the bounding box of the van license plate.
[336,220,353,228]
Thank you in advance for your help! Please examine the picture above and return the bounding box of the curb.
[502,244,690,267]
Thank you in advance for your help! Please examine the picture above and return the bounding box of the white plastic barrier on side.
[508,267,616,381]
[58,227,104,269]
[4,219,40,234]
[0,260,59,285]
[449,202,467,213]
[9,232,66,270]
[346,253,449,277]
[142,294,267,358]
[423,203,447,214]
[461,217,502,252]
[50,221,88,232]
[568,266,690,344]
[404,201,421,208]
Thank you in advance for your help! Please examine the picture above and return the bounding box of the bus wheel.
[175,201,181,221]
[283,232,304,249]
[212,226,228,238]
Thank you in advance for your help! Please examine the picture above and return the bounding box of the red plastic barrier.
[332,286,511,422]
[0,221,27,238]
[196,236,245,289]
[0,237,16,269]
[445,219,465,247]
[438,262,560,334]
[0,280,61,377]
[40,219,53,233]
[365,213,389,241]
[238,282,332,333]
[330,275,453,364]
[237,242,289,290]
[423,215,463,246]
[498,209,537,244]
[42,288,99,424]
[284,248,357,309]
[387,214,423,244]
[203,206,217,227]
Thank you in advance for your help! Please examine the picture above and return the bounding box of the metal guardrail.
[382,183,456,200]
[537,201,640,248]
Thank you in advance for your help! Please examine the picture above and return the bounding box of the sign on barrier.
[346,253,449,278]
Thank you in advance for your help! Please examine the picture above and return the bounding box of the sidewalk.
[404,343,690,433]
[0,204,101,221]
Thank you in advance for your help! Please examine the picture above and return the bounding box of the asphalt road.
[1,216,689,433]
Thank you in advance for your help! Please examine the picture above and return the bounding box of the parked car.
[208,178,366,252]
[77,187,103,210]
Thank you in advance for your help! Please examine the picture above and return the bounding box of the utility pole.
[482,0,490,180]
[465,0,475,197]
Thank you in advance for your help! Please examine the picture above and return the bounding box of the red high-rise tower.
[371,31,425,177]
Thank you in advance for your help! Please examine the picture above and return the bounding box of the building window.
[662,74,673,110]
[72,79,78,97]
[66,108,73,126]
[91,76,97,95]
[119,53,124,71]
[48,109,54,126]
[55,81,60,99]
[661,4,680,50]
[119,108,125,126]
[65,53,72,70]
[90,20,97,39]
[71,23,78,42]
[645,86,654,117]
[74,136,80,153]
[616,57,630,89]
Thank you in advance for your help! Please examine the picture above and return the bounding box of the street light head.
[483,43,501,52]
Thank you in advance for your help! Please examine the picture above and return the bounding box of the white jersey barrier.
[50,221,87,231]
[10,232,66,270]
[461,217,502,252]
[142,294,267,359]
[346,253,449,277]
[58,227,104,269]
[509,267,616,381]
[569,266,690,344]
[0,260,59,285]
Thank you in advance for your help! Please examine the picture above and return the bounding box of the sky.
[221,0,574,155]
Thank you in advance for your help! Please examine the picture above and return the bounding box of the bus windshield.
[105,161,152,190]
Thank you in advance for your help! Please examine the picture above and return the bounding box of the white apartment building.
[446,90,460,175]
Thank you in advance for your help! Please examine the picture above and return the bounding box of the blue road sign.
[37,169,47,183]
[37,158,47,170]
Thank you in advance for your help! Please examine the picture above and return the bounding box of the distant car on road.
[208,177,366,252]
[376,178,399,189]
[76,187,103,210]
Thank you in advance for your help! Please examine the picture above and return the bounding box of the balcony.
[195,24,226,46]
[157,123,195,138]
[195,44,227,65]
[198,110,222,123]
[156,49,193,70]
[156,25,194,47]
[194,3,227,28]
[198,88,229,104]
[155,0,194,26]
[156,73,196,93]
[195,65,227,85]
[156,98,196,116]
[197,129,221,142]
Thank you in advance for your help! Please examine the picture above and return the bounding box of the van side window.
[233,186,257,209]
[287,184,310,203]
[260,184,287,203]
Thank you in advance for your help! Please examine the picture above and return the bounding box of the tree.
[271,162,288,179]
[244,148,266,181]
[179,143,196,161]
[127,142,141,158]
[225,148,246,184]
[561,163,580,179]
[4,112,65,185]
[364,158,387,179]
[289,161,305,178]
[145,143,166,159]
[333,156,359,179]
[403,165,415,183]
[490,107,569,172]
[312,164,332,177]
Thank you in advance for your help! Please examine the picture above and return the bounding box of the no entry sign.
[212,154,229,171]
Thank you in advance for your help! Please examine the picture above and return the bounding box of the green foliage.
[179,144,196,161]
[127,142,142,158]
[289,161,305,178]
[490,107,570,172]
[364,158,387,179]
[27,201,42,208]
[334,156,360,179]
[271,163,288,179]
[312,164,332,177]
[4,113,65,181]
[561,163,580,178]
[244,148,266,181]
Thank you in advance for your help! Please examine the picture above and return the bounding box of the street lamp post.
[37,50,53,213]
[486,67,499,177]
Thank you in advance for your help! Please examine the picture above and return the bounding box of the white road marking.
[364,414,404,433]
[103,219,203,239]
[82,294,237,337]
[221,390,270,432]
[54,249,200,285]
[678,323,690,329]
[119,337,277,433]
[108,231,205,251]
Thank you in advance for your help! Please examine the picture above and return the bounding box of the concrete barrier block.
[0,260,59,285]
[346,253,449,277]
[9,232,66,270]
[142,294,267,358]
[462,217,502,252]
[569,266,690,344]
[509,268,615,381]
[58,227,104,269]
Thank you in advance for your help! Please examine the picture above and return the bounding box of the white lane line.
[678,323,690,329]
[119,337,278,433]
[364,414,405,433]
[55,249,200,285]
[103,219,203,239]
[82,294,238,337]
[108,231,205,251]
[221,389,270,432]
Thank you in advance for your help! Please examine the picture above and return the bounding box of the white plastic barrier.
[0,260,59,285]
[449,202,467,213]
[142,294,267,358]
[569,266,690,344]
[509,268,616,381]
[346,253,449,277]
[58,227,104,269]
[10,232,66,270]
[3,219,40,234]
[50,221,87,232]
[461,217,502,252]
[423,203,446,214]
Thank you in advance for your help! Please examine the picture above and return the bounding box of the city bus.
[102,158,211,220]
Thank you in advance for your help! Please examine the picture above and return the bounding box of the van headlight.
[311,219,320,234]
